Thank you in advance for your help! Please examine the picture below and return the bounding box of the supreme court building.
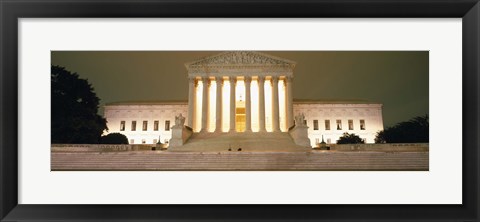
[104,51,384,147]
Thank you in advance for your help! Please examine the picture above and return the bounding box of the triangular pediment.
[186,51,296,68]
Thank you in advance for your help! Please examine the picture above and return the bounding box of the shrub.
[337,132,365,144]
[100,133,129,144]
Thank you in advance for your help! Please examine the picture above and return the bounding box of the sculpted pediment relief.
[186,51,296,68]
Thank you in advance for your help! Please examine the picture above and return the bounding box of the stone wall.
[327,143,429,152]
[51,144,167,152]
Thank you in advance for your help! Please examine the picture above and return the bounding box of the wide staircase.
[51,151,428,171]
[169,132,310,152]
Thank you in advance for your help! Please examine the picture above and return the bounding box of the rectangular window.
[153,139,158,144]
[141,139,146,144]
[120,121,125,131]
[131,121,136,131]
[348,120,354,130]
[165,120,170,131]
[360,120,366,130]
[315,138,320,144]
[313,120,319,130]
[130,139,134,144]
[327,138,331,144]
[143,121,148,131]
[336,120,342,130]
[154,121,159,131]
[325,120,330,130]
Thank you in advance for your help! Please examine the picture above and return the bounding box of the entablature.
[185,51,296,78]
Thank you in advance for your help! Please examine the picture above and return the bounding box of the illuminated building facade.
[104,52,384,147]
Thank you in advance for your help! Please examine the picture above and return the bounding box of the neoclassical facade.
[104,52,384,147]
[185,51,296,133]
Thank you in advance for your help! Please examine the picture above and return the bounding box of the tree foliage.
[51,65,107,144]
[375,115,429,143]
[337,132,365,144]
[100,133,129,144]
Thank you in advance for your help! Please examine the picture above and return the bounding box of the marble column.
[271,76,280,132]
[201,77,209,132]
[187,77,195,128]
[215,77,223,133]
[229,76,237,132]
[285,76,294,129]
[245,76,252,132]
[257,76,266,132]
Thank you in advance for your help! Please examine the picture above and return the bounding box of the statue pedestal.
[169,125,193,148]
[289,125,311,148]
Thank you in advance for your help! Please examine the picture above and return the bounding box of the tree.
[375,115,429,143]
[100,133,129,144]
[337,132,365,144]
[51,65,107,144]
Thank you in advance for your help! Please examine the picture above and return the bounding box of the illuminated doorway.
[235,79,246,132]
[236,104,246,132]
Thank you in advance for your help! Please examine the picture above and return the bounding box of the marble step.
[170,132,310,152]
[51,152,428,170]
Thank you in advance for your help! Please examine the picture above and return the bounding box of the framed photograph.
[1,0,479,221]
[50,50,428,171]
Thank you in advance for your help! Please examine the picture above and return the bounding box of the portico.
[185,51,296,133]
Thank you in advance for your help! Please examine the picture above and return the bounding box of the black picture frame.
[1,0,479,221]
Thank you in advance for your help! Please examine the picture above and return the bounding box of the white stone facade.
[294,101,383,146]
[103,102,187,145]
[103,52,384,146]
[104,101,383,145]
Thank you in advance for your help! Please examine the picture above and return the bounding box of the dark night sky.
[51,51,428,127]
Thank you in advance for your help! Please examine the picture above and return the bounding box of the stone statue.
[174,113,186,126]
[290,113,311,147]
[170,113,193,148]
[295,113,306,126]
